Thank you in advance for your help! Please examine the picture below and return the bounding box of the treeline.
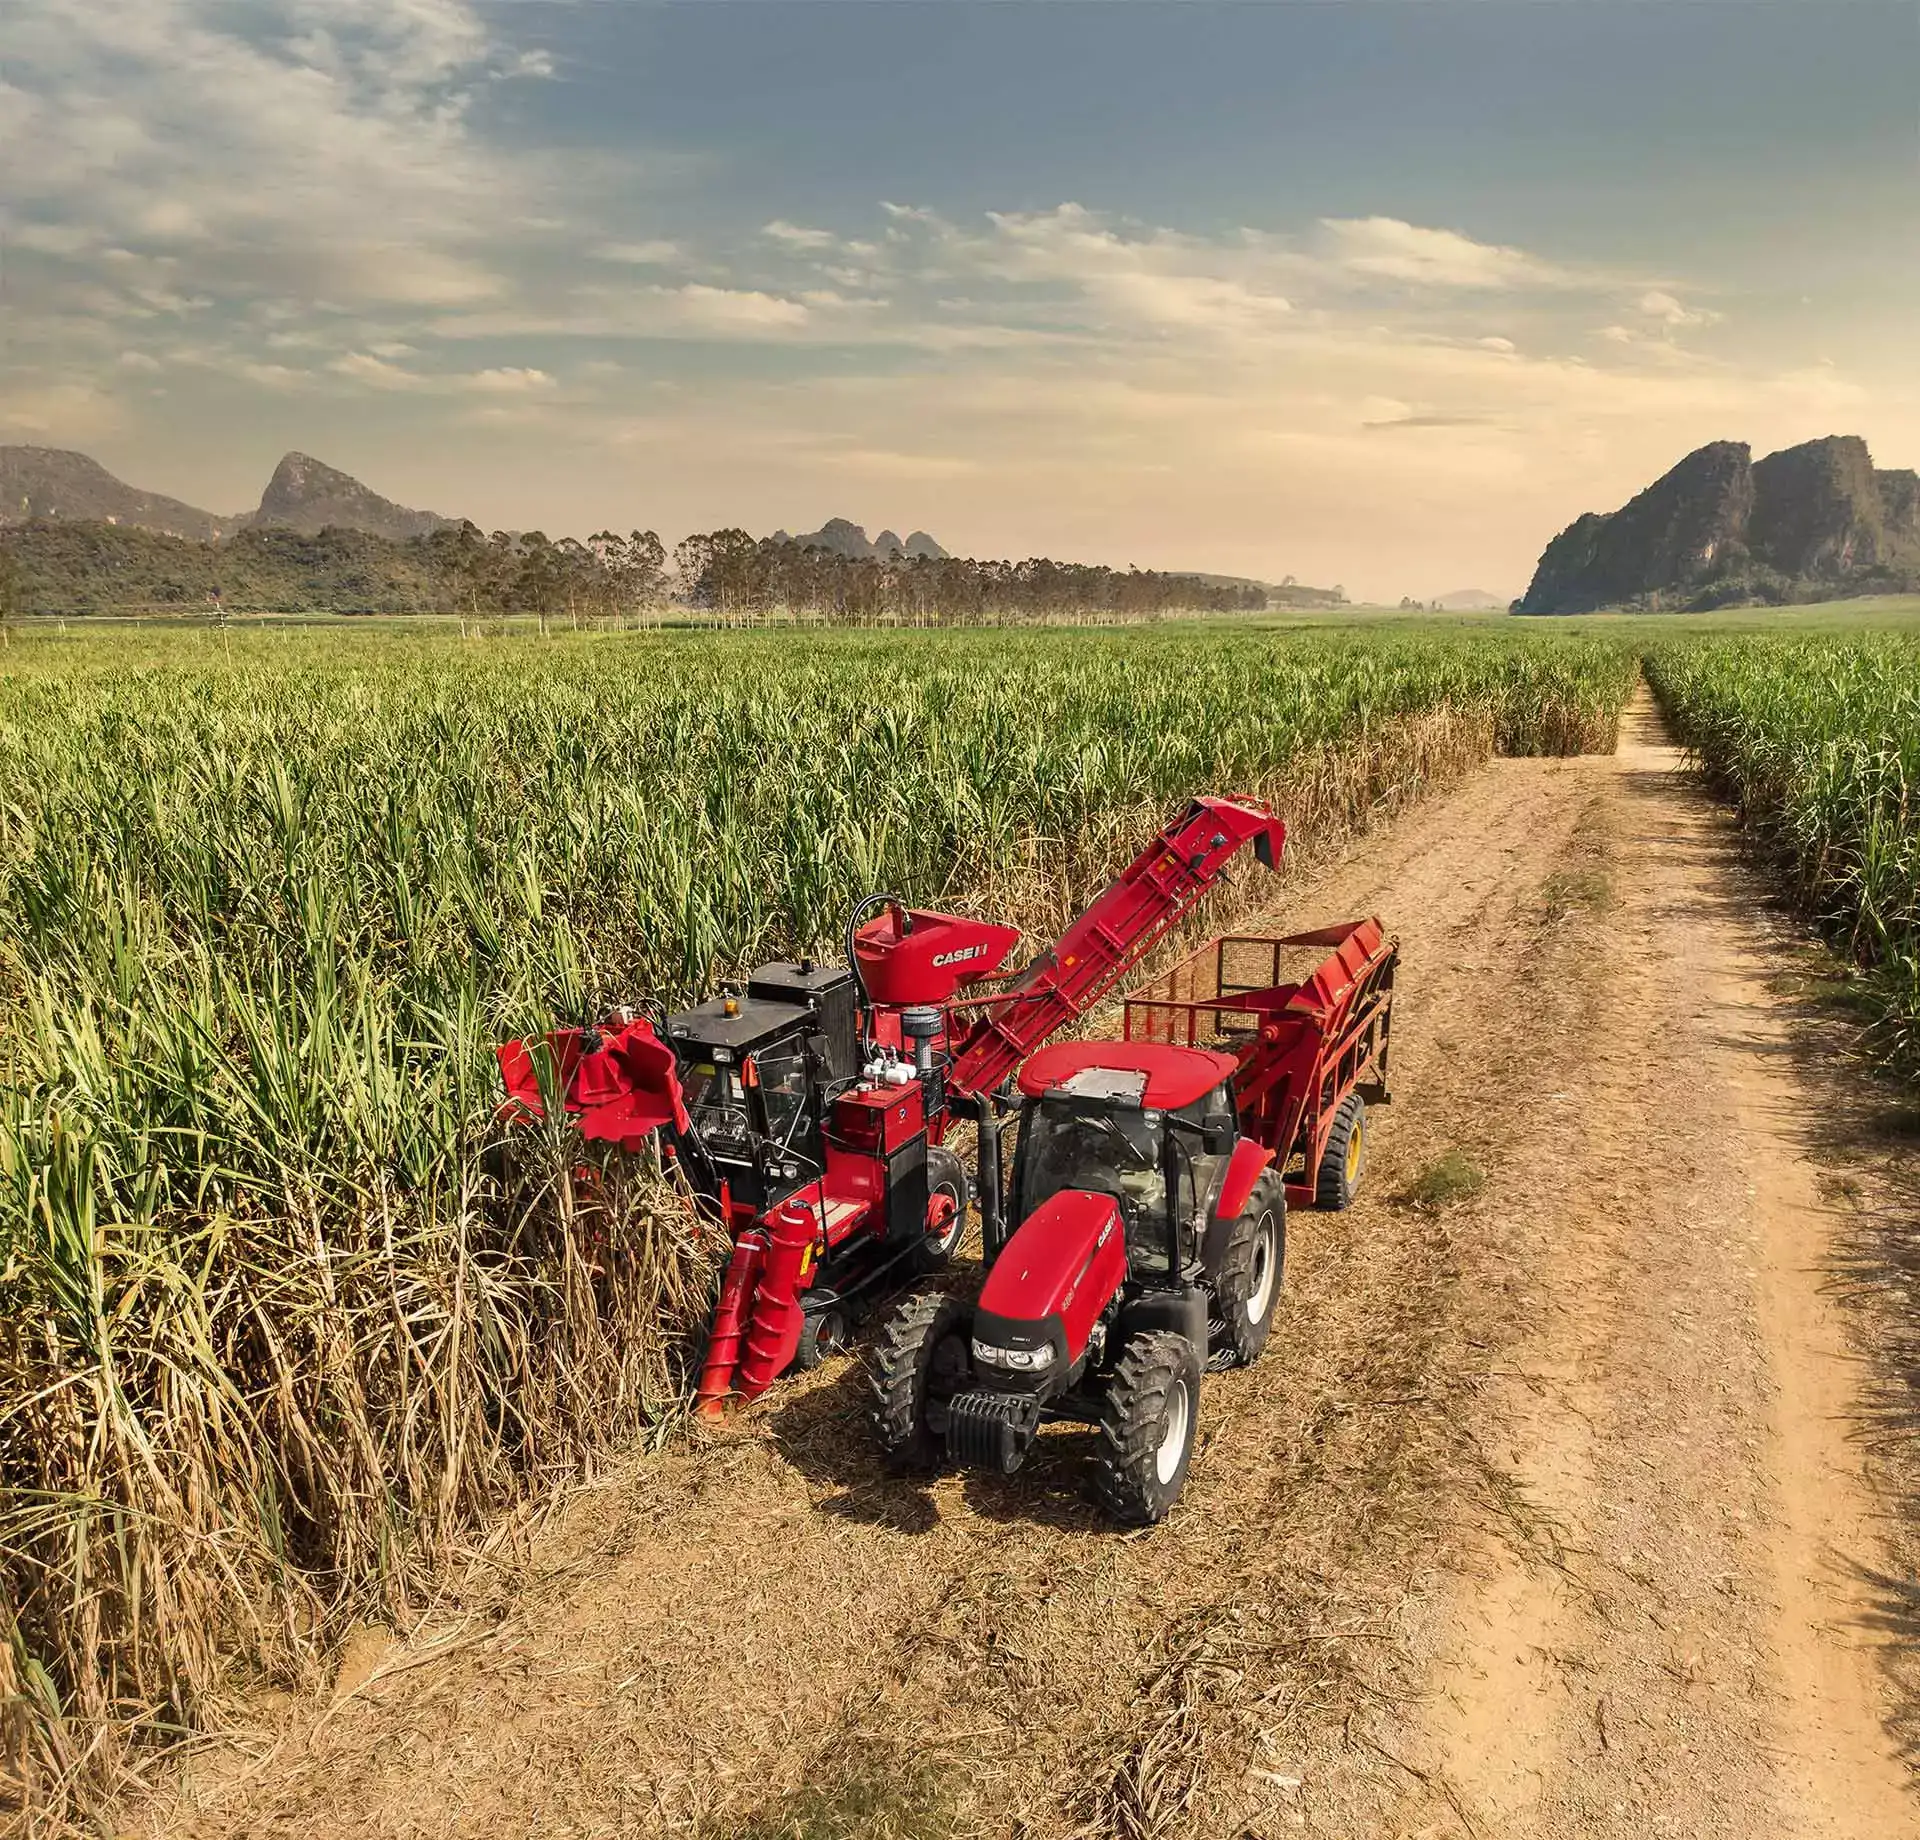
[0,517,1271,623]
[430,523,1270,621]
[0,520,441,617]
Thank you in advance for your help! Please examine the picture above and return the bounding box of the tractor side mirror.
[1201,1110,1236,1155]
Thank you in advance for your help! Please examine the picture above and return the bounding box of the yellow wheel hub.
[1344,1116,1364,1187]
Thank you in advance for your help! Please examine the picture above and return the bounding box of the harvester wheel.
[1094,1330,1202,1526]
[1315,1095,1367,1210]
[1209,1172,1286,1367]
[869,1291,972,1471]
[914,1146,970,1273]
[796,1304,850,1371]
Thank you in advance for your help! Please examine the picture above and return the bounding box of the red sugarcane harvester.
[869,919,1397,1523]
[497,797,1304,1416]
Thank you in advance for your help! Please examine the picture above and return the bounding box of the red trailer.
[1121,921,1397,1207]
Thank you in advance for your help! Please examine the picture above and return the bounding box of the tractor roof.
[1017,1040,1238,1110]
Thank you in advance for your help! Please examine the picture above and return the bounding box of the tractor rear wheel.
[914,1145,970,1272]
[869,1290,972,1471]
[1209,1171,1286,1367]
[1315,1094,1367,1210]
[1094,1329,1202,1526]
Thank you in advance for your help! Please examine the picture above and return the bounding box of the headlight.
[971,1338,1055,1372]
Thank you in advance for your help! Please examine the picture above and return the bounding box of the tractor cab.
[662,958,859,1215]
[1009,1041,1242,1279]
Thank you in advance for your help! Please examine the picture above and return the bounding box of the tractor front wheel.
[869,1291,972,1471]
[1094,1330,1202,1526]
[914,1145,970,1273]
[1209,1171,1286,1367]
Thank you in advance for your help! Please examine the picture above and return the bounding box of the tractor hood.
[977,1189,1129,1365]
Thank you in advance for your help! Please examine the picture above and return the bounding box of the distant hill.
[251,451,450,541]
[1519,436,1920,614]
[0,447,233,540]
[1431,588,1507,613]
[771,517,949,562]
[0,446,456,545]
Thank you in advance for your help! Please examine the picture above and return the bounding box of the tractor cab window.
[753,1040,812,1147]
[1175,1085,1236,1228]
[1018,1096,1169,1267]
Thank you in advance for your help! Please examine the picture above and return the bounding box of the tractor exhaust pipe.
[973,1091,1004,1257]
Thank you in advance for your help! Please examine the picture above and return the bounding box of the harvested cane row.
[0,622,1636,1824]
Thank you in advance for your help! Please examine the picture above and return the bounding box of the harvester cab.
[659,958,861,1217]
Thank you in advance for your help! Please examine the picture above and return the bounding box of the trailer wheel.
[795,1304,849,1371]
[1094,1330,1202,1526]
[914,1146,969,1273]
[869,1291,972,1471]
[1315,1095,1367,1211]
[1209,1172,1287,1367]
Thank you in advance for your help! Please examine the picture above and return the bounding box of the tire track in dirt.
[1402,691,1913,1839]
[145,717,1913,1840]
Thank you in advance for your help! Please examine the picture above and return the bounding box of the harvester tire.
[869,1291,972,1472]
[1315,1094,1367,1211]
[914,1145,969,1273]
[795,1304,849,1371]
[1209,1172,1286,1367]
[1094,1330,1202,1526]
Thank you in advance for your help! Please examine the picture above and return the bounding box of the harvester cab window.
[754,1040,812,1146]
[681,1061,752,1145]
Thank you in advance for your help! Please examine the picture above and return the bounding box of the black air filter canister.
[900,1004,942,1076]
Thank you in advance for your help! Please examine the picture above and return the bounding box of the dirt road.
[153,695,1915,1839]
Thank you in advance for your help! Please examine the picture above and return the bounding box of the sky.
[2,0,1916,603]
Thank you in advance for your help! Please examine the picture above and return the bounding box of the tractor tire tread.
[868,1290,970,1473]
[1207,1170,1287,1367]
[1094,1329,1202,1527]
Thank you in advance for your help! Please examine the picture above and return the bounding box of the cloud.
[1638,288,1721,329]
[330,350,425,389]
[763,221,839,251]
[596,240,686,267]
[467,366,555,393]
[1318,217,1575,290]
[0,0,534,312]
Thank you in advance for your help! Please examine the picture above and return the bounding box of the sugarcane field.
[7,3,1920,1835]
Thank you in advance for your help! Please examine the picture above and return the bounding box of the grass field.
[0,621,1641,1817]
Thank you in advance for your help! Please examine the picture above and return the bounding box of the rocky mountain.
[771,517,949,562]
[250,451,449,541]
[0,446,455,544]
[1519,436,1920,614]
[0,447,234,540]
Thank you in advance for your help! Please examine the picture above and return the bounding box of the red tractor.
[496,798,1291,1415]
[870,920,1396,1524]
